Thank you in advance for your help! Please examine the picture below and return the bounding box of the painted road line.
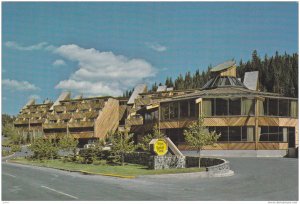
[41,185,78,200]
[3,173,16,178]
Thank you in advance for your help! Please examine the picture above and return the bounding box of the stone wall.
[124,152,151,166]
[149,156,186,170]
[186,156,223,168]
[186,156,231,176]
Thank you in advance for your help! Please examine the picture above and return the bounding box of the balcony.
[68,121,94,128]
[135,97,152,106]
[43,123,67,129]
[125,116,143,126]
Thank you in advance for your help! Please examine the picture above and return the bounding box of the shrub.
[93,159,107,166]
[79,148,97,164]
[58,135,79,160]
[29,138,59,160]
[11,145,21,153]
[2,150,12,157]
[109,130,135,166]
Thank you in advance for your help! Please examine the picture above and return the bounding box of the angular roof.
[202,76,247,89]
[22,99,35,109]
[50,92,71,110]
[167,86,295,102]
[243,71,259,91]
[210,60,235,72]
[74,94,83,99]
[157,85,167,92]
[127,84,147,105]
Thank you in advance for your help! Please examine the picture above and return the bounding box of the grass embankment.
[10,157,205,177]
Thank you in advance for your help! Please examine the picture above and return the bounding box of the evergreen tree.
[123,51,298,98]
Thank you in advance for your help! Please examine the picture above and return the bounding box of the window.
[289,100,297,117]
[216,99,228,116]
[170,102,179,119]
[50,120,57,124]
[228,127,241,141]
[144,110,158,122]
[229,98,241,115]
[241,99,255,115]
[288,127,295,147]
[268,126,279,141]
[190,100,199,117]
[259,126,286,142]
[208,126,215,133]
[180,101,189,118]
[279,99,289,116]
[160,104,169,121]
[260,126,269,141]
[203,99,213,116]
[263,98,268,115]
[279,127,288,142]
[268,98,278,116]
[216,126,228,142]
[242,126,247,141]
[189,100,197,117]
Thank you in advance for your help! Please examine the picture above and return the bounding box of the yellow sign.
[153,139,168,156]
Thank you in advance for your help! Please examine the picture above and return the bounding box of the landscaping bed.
[9,157,205,177]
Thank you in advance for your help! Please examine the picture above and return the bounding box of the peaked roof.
[210,60,236,72]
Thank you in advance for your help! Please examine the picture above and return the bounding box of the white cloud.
[2,79,40,91]
[5,41,48,51]
[53,59,66,67]
[145,42,167,52]
[28,94,41,100]
[54,44,156,96]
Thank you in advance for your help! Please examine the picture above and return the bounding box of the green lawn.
[10,157,205,177]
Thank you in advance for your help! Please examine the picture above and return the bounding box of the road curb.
[7,160,135,179]
[2,153,15,160]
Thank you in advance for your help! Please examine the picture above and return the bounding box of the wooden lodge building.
[14,92,128,146]
[128,61,298,151]
[14,61,298,151]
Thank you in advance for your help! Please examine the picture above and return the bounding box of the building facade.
[14,61,298,151]
[128,61,298,151]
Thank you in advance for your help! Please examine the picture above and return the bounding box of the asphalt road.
[2,157,298,201]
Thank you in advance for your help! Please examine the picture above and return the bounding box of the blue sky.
[2,2,298,115]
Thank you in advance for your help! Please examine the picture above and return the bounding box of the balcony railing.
[135,97,152,106]
[43,123,67,129]
[68,121,94,128]
[125,117,143,126]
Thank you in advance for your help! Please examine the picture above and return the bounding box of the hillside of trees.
[124,51,298,98]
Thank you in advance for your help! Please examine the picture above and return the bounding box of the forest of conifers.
[124,51,298,98]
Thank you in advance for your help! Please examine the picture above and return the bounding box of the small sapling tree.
[110,130,135,166]
[140,124,165,151]
[58,135,79,161]
[183,115,220,168]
